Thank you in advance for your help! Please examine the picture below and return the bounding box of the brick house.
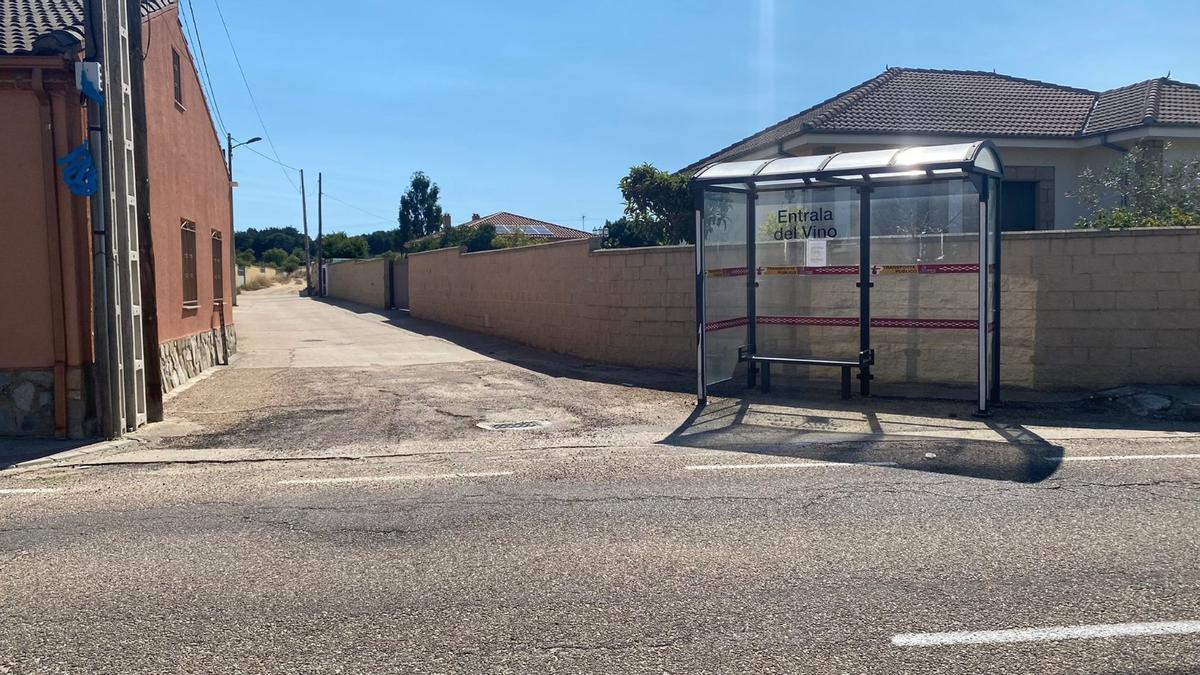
[684,67,1200,231]
[0,0,233,438]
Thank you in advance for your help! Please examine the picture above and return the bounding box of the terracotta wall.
[142,6,234,345]
[0,61,93,436]
[0,80,57,369]
[408,229,1200,391]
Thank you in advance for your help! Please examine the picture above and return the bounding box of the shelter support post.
[745,187,758,389]
[694,200,706,406]
[990,179,1003,405]
[857,185,872,397]
[976,179,989,415]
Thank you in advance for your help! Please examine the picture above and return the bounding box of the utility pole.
[226,133,260,307]
[227,132,236,307]
[301,169,311,295]
[316,172,324,296]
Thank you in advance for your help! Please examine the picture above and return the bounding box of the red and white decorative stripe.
[704,316,978,332]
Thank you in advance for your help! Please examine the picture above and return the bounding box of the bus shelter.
[691,141,1003,413]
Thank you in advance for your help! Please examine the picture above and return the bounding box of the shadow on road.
[0,437,96,470]
[314,297,695,394]
[661,396,1066,483]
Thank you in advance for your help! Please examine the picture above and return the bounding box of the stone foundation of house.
[0,369,55,436]
[160,325,238,393]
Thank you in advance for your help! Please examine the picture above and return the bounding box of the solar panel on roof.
[526,225,553,236]
[493,224,514,234]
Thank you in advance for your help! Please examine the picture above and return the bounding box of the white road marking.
[892,620,1200,647]
[0,487,60,495]
[1055,453,1200,463]
[277,471,514,485]
[685,461,897,471]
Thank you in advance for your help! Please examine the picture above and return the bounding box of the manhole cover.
[477,420,551,431]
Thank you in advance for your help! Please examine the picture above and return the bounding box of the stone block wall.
[159,325,238,393]
[325,258,390,310]
[407,228,1200,391]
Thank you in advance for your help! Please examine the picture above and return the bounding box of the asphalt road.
[2,289,1199,674]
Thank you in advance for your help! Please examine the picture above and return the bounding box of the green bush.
[1072,143,1200,230]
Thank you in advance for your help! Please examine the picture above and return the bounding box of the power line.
[322,192,394,223]
[240,143,301,173]
[209,0,298,192]
[181,0,227,137]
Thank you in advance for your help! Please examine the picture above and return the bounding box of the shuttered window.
[212,231,224,301]
[181,221,198,307]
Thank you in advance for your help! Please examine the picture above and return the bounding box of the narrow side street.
[2,290,1199,674]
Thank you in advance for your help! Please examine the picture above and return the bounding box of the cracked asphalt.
[2,289,1199,674]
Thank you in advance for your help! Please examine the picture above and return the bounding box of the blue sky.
[181,0,1200,237]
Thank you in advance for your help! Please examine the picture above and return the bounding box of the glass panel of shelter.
[700,190,749,387]
[868,179,982,396]
[753,187,864,385]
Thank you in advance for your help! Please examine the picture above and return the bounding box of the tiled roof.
[683,68,1200,172]
[460,212,591,240]
[0,0,173,56]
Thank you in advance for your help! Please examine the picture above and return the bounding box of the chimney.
[441,213,452,229]
[471,213,481,221]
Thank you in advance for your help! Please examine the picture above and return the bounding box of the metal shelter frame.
[690,141,1004,413]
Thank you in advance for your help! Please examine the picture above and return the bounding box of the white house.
[683,67,1200,231]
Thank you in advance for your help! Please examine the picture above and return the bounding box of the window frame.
[171,48,184,108]
[211,230,225,303]
[181,220,199,309]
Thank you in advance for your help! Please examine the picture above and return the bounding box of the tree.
[365,229,406,256]
[599,217,660,249]
[321,232,369,258]
[399,171,444,242]
[261,247,289,267]
[1071,142,1200,229]
[613,163,693,247]
[235,227,307,259]
[235,249,257,267]
[281,255,302,273]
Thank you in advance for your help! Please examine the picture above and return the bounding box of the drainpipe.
[33,68,69,439]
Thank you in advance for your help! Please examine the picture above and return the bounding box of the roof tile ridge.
[898,66,1100,95]
[1079,93,1101,136]
[1143,78,1165,124]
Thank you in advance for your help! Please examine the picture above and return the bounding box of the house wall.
[408,229,1200,392]
[142,6,236,391]
[0,62,94,436]
[773,139,1200,230]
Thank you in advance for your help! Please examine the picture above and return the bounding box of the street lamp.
[227,134,261,307]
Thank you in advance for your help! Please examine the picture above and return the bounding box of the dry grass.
[239,277,274,292]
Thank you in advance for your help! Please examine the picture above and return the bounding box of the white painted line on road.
[277,471,514,485]
[892,620,1200,647]
[686,461,898,471]
[0,487,60,495]
[1055,453,1200,463]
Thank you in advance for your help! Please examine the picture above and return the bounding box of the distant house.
[460,212,591,240]
[684,67,1200,231]
[0,0,231,437]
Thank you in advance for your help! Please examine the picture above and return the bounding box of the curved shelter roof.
[691,141,1002,190]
